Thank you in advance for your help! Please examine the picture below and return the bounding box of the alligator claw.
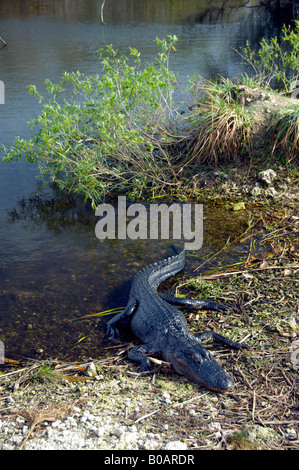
[137,365,152,374]
[105,324,120,340]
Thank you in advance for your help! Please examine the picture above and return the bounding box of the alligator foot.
[195,331,249,350]
[106,301,138,339]
[106,324,121,340]
[160,293,232,311]
[128,344,158,373]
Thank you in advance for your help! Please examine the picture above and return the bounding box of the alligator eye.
[191,354,201,362]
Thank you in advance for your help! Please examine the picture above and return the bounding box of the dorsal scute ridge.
[135,248,185,284]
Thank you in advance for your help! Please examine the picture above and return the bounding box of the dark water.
[0,0,289,360]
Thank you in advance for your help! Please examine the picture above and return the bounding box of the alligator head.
[166,339,234,392]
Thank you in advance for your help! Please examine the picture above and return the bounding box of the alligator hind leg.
[195,331,249,350]
[160,293,231,312]
[106,300,138,339]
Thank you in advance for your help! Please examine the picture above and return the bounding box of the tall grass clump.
[2,36,180,207]
[269,104,299,161]
[187,78,252,165]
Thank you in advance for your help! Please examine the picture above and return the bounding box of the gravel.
[0,374,193,450]
[0,407,187,450]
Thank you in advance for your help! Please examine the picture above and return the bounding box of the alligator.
[106,247,248,392]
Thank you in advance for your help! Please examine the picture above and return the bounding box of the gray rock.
[264,187,277,198]
[286,428,297,440]
[164,440,188,450]
[258,169,277,186]
[84,362,97,377]
[208,421,222,431]
[251,185,262,196]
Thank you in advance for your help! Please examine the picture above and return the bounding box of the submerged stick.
[100,0,106,25]
[0,37,7,47]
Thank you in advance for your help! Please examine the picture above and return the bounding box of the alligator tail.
[146,246,185,289]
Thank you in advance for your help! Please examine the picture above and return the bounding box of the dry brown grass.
[17,403,73,450]
[187,79,253,165]
[270,104,299,162]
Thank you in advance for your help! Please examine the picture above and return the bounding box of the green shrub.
[237,20,299,91]
[2,36,180,207]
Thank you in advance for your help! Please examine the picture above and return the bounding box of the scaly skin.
[106,247,248,392]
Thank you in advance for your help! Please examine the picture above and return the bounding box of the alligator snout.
[170,342,235,392]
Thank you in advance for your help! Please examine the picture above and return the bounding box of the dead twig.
[17,404,73,450]
[134,407,163,424]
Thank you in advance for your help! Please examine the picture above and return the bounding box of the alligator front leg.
[195,331,249,350]
[106,300,138,339]
[160,293,231,312]
[128,343,160,373]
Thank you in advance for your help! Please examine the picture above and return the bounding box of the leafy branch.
[2,36,180,208]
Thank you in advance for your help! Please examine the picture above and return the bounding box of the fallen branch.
[18,404,73,450]
[134,407,162,424]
